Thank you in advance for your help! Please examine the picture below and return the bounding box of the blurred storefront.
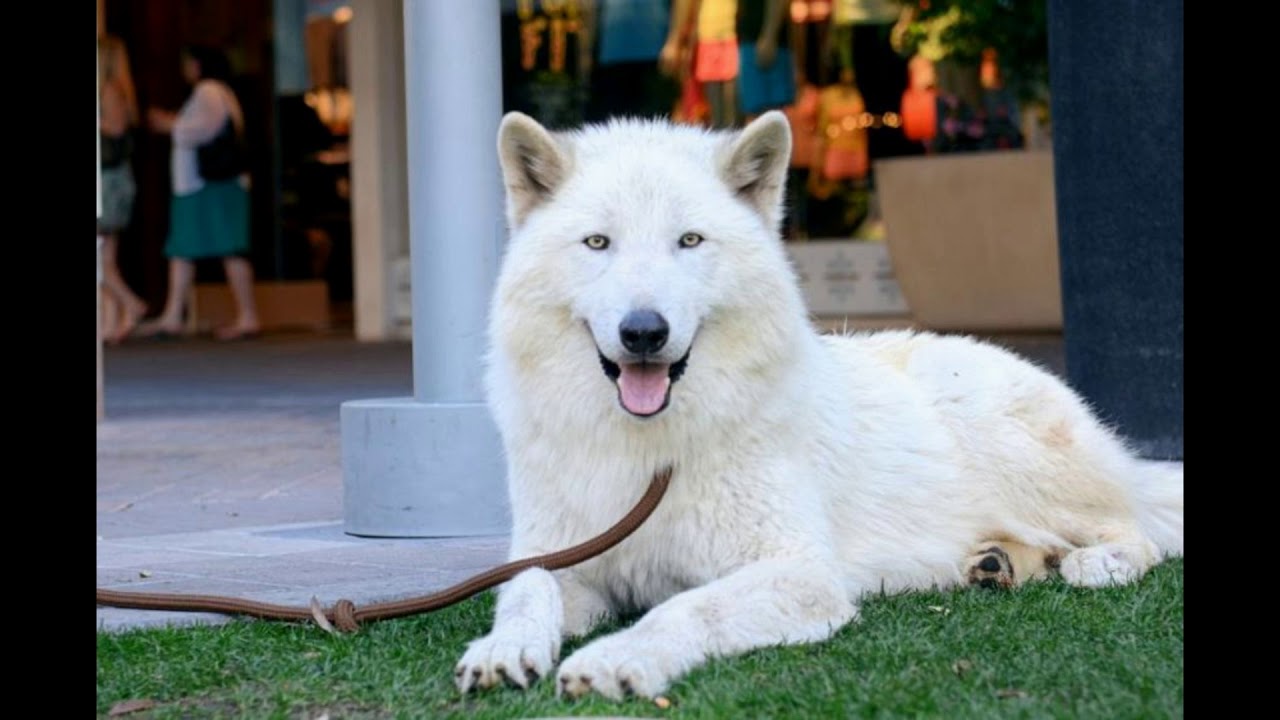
[101,0,1054,340]
[493,0,1055,330]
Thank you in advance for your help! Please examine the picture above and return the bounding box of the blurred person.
[98,34,148,344]
[138,45,261,341]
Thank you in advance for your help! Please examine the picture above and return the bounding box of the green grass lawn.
[97,558,1182,719]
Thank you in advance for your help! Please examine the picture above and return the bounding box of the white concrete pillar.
[340,0,508,537]
[348,0,409,341]
[97,24,104,423]
[98,235,104,424]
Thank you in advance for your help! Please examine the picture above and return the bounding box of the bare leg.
[705,81,738,128]
[100,289,119,345]
[99,234,148,343]
[306,227,332,280]
[216,256,261,340]
[137,257,194,337]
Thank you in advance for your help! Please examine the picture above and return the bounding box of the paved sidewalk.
[97,334,508,631]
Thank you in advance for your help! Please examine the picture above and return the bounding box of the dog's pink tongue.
[618,364,671,415]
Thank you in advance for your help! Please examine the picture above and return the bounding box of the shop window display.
[500,0,1044,244]
[278,1,353,299]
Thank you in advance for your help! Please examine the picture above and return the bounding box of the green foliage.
[901,0,1050,103]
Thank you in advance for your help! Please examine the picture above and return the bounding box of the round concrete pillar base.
[341,398,509,538]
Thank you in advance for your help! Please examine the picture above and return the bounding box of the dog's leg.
[455,568,561,692]
[556,557,855,700]
[455,568,611,692]
[965,540,1063,589]
[561,572,614,639]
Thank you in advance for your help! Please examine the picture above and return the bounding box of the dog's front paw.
[455,618,560,693]
[557,633,673,701]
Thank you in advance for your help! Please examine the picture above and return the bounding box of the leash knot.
[331,599,359,633]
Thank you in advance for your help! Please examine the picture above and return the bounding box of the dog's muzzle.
[597,349,690,418]
[597,310,690,418]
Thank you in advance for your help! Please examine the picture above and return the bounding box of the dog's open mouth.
[598,349,690,417]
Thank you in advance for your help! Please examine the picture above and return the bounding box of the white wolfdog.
[456,111,1184,701]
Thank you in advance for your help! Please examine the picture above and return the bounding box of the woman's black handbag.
[197,117,246,181]
[100,131,133,169]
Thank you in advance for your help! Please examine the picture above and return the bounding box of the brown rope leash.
[97,467,672,633]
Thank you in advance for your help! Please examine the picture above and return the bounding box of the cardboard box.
[188,280,330,333]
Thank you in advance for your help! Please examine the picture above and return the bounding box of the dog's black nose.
[619,310,669,355]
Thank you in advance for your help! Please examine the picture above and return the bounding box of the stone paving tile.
[98,574,296,595]
[95,542,240,569]
[97,568,201,587]
[247,570,487,606]
[101,526,358,557]
[143,556,418,587]
[97,503,341,539]
[287,540,511,573]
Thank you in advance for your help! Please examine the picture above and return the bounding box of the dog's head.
[491,113,798,420]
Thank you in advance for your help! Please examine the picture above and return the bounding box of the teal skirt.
[165,180,249,259]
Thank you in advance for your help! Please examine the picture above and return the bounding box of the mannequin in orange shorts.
[662,0,740,128]
[696,0,739,127]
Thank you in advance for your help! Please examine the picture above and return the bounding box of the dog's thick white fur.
[455,112,1184,700]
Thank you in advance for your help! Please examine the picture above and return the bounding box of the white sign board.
[787,240,910,317]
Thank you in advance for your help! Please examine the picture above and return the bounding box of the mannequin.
[783,81,820,240]
[890,2,982,112]
[817,0,912,238]
[900,53,937,143]
[735,0,794,122]
[808,68,870,201]
[589,0,678,120]
[780,0,832,239]
[695,0,740,127]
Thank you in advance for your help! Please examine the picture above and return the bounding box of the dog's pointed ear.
[718,111,792,228]
[497,112,570,229]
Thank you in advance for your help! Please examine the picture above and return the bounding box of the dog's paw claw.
[455,623,558,693]
[557,635,670,700]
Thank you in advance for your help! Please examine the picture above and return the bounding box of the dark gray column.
[1048,0,1183,459]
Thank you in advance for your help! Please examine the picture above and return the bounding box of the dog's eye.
[583,234,610,250]
[678,232,704,249]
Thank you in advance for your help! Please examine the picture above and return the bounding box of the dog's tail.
[1132,460,1183,557]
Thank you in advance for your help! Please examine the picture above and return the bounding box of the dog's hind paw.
[965,544,1015,589]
